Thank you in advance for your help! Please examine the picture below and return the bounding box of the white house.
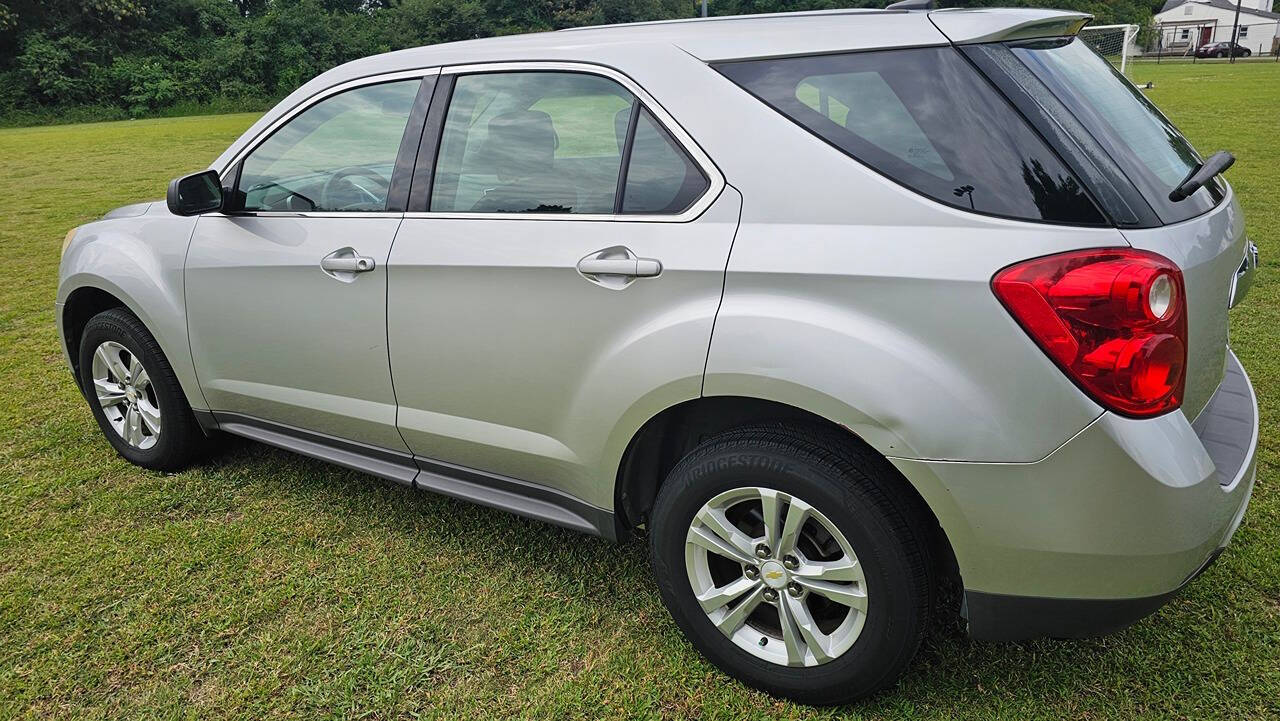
[1155,0,1280,55]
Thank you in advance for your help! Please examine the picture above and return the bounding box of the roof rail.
[557,7,891,32]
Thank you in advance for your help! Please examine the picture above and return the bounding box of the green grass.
[0,97,276,130]
[1,63,1277,720]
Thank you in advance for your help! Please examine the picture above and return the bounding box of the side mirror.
[166,170,224,216]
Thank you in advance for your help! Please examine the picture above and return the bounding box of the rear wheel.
[648,424,933,705]
[77,308,208,471]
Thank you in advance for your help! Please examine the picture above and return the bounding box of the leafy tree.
[0,0,1167,124]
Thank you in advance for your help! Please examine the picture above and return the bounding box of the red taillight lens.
[992,248,1187,418]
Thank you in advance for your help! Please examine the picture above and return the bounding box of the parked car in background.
[57,6,1259,705]
[1196,41,1252,58]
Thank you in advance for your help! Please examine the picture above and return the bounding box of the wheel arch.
[58,274,206,413]
[62,285,129,388]
[58,214,206,412]
[612,395,960,598]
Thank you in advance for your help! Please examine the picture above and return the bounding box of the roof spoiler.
[928,9,1093,44]
[886,0,933,9]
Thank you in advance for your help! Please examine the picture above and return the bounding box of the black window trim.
[405,73,455,215]
[386,74,439,213]
[612,102,642,215]
[402,61,725,223]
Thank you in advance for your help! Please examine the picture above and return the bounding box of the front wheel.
[77,308,209,471]
[649,424,934,705]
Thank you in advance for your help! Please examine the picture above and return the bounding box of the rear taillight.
[992,248,1187,418]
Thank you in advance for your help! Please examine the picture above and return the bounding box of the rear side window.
[716,47,1105,225]
[1009,38,1223,224]
[621,107,709,214]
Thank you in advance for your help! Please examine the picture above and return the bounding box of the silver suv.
[56,8,1259,704]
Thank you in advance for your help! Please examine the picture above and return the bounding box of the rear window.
[1009,37,1223,224]
[715,47,1105,225]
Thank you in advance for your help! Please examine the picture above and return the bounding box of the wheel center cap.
[760,560,788,589]
[125,386,138,403]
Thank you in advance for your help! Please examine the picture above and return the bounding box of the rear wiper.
[1169,151,1234,202]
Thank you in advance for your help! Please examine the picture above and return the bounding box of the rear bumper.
[963,547,1223,641]
[892,348,1258,640]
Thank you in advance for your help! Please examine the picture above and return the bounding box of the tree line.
[0,0,1165,125]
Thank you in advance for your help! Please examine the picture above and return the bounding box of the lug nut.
[744,565,759,580]
[754,543,771,559]
[783,555,799,570]
[762,588,779,602]
[787,582,803,598]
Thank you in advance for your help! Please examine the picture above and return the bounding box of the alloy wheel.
[91,340,161,449]
[684,486,868,667]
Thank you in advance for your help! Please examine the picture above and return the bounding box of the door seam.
[700,182,744,397]
[182,215,214,411]
[384,215,416,456]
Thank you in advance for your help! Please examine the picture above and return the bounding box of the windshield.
[1010,37,1224,224]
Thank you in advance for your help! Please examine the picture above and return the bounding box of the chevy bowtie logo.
[764,570,784,581]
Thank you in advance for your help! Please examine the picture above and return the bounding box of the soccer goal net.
[1078,24,1140,75]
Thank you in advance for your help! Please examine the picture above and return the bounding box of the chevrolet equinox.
[56,7,1260,704]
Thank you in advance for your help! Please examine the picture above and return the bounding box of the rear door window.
[716,47,1105,225]
[430,72,634,214]
[428,71,711,217]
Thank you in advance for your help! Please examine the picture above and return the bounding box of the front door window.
[237,79,421,212]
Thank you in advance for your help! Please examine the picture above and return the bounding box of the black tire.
[649,423,934,705]
[1242,50,1251,57]
[77,308,208,471]
[1216,51,1226,58]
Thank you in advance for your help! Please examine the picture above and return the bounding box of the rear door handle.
[576,246,662,290]
[321,247,375,281]
[576,257,662,277]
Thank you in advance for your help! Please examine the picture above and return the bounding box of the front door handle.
[321,247,375,282]
[576,246,662,289]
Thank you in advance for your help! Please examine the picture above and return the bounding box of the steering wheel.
[320,166,390,211]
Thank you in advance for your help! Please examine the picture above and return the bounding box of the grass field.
[1,62,1276,720]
